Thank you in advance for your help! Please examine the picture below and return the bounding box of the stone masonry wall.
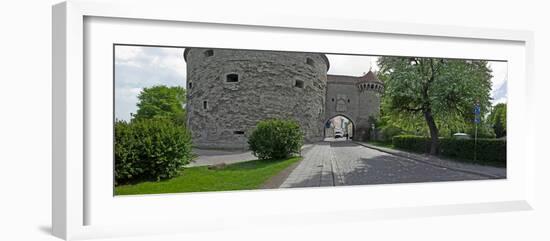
[185,48,328,149]
[325,77,382,141]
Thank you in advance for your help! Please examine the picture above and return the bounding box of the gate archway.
[324,114,355,141]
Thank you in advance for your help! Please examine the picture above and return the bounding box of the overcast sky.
[115,45,508,121]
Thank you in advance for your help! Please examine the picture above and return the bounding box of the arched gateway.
[325,71,384,141]
[324,114,355,140]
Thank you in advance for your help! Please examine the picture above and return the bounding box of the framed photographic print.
[52,0,535,240]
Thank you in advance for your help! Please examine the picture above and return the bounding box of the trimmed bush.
[392,135,430,153]
[439,138,506,164]
[248,119,303,160]
[114,119,193,184]
[392,135,506,165]
[114,121,140,184]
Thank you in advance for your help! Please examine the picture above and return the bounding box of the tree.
[488,103,507,138]
[377,57,492,155]
[133,85,186,125]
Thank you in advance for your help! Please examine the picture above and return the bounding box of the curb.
[354,142,503,179]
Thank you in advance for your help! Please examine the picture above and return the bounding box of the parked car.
[334,130,343,138]
[452,133,471,139]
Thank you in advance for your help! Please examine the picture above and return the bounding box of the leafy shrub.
[114,119,193,184]
[378,125,404,142]
[392,135,506,165]
[248,119,303,160]
[439,138,506,165]
[114,121,140,183]
[392,135,430,153]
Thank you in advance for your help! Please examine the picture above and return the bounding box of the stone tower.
[325,70,384,141]
[184,48,329,149]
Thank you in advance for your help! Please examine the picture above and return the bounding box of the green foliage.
[488,103,507,138]
[392,135,430,153]
[114,118,193,185]
[392,135,506,165]
[466,121,496,139]
[378,57,493,153]
[371,115,404,142]
[248,119,304,160]
[439,138,506,165]
[379,125,404,142]
[133,85,187,125]
[114,121,140,182]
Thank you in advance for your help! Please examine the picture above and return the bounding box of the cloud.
[327,54,507,106]
[115,45,144,67]
[115,46,142,60]
[115,87,141,121]
[115,45,186,121]
[326,54,378,76]
[488,61,508,105]
[115,48,507,121]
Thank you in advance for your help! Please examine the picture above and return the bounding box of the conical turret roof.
[358,70,383,84]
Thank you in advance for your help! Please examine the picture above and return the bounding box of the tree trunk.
[423,109,439,155]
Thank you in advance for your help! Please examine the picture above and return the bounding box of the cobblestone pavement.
[280,141,489,188]
[279,142,335,188]
[355,142,506,178]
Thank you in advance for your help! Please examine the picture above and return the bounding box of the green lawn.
[115,157,301,195]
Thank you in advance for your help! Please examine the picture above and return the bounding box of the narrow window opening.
[188,82,193,89]
[226,74,239,83]
[204,49,214,57]
[332,98,335,102]
[295,80,304,88]
[203,101,208,110]
[233,131,245,135]
[348,99,350,103]
[306,57,315,66]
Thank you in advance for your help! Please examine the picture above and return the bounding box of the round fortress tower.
[184,48,330,149]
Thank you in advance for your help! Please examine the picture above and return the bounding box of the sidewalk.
[188,144,314,167]
[279,142,335,188]
[355,142,506,179]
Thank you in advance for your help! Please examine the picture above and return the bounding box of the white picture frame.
[52,0,535,240]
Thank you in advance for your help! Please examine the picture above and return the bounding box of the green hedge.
[114,118,193,185]
[391,135,431,153]
[392,135,506,165]
[248,119,303,160]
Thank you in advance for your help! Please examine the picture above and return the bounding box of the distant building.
[184,48,383,149]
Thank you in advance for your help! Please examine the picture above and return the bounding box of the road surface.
[280,140,488,188]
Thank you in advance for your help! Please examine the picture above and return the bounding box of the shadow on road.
[328,141,357,147]
[282,146,490,189]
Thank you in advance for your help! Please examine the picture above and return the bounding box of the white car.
[334,130,343,138]
[453,133,471,139]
